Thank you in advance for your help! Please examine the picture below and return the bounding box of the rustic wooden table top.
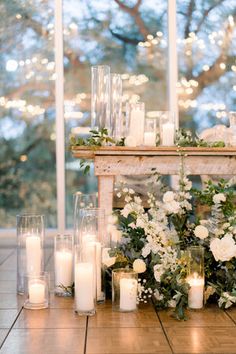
[1,237,236,354]
[71,146,236,159]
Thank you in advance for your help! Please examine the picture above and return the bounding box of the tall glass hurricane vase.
[111,73,123,140]
[17,214,45,294]
[91,65,111,133]
[73,192,98,245]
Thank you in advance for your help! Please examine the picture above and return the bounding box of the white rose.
[163,191,175,203]
[125,135,137,147]
[213,193,226,204]
[133,259,146,273]
[210,234,236,262]
[194,225,209,240]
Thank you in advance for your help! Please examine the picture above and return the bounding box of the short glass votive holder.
[74,245,96,316]
[54,234,73,297]
[24,272,50,310]
[159,111,175,146]
[112,268,138,312]
[125,102,145,146]
[229,111,236,146]
[17,214,45,294]
[144,117,158,146]
[187,246,204,309]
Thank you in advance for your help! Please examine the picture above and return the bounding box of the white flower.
[163,191,175,203]
[142,244,151,257]
[102,248,116,267]
[168,299,177,308]
[213,193,226,204]
[154,289,164,301]
[136,217,145,229]
[121,204,133,218]
[154,264,164,282]
[194,225,209,240]
[165,200,180,214]
[218,292,236,309]
[125,135,137,147]
[133,259,146,273]
[210,234,236,262]
[117,192,121,198]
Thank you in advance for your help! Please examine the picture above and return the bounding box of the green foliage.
[175,129,225,148]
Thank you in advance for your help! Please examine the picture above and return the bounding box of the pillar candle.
[55,249,73,287]
[162,122,175,146]
[25,235,42,275]
[129,109,145,146]
[188,276,204,309]
[144,131,156,146]
[83,239,102,301]
[120,278,138,311]
[75,262,94,312]
[28,280,45,304]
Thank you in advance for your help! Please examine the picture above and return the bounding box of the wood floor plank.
[0,280,16,293]
[0,328,85,354]
[0,309,19,328]
[14,308,86,329]
[88,307,161,328]
[158,305,235,327]
[0,293,24,309]
[0,329,9,347]
[86,327,172,354]
[166,327,236,353]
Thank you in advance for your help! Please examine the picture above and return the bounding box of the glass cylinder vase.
[24,272,50,310]
[125,102,145,146]
[91,65,111,133]
[110,73,123,140]
[159,111,175,146]
[73,192,98,245]
[79,208,107,303]
[187,246,204,309]
[54,234,73,297]
[112,268,138,312]
[17,214,45,294]
[74,245,96,316]
[144,117,158,146]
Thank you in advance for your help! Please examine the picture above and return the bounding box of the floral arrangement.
[105,158,236,319]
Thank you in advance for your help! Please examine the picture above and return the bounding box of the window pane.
[0,1,56,227]
[177,0,236,131]
[64,0,168,227]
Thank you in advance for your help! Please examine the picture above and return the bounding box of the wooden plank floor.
[1,238,236,353]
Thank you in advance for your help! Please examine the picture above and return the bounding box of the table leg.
[97,175,114,217]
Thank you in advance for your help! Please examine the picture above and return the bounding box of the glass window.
[177,0,236,132]
[0,1,56,227]
[64,0,168,227]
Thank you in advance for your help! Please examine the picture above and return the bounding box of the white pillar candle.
[55,249,73,287]
[75,262,94,312]
[120,278,138,311]
[188,276,204,309]
[28,280,45,304]
[25,235,42,276]
[144,132,156,146]
[129,109,145,146]
[83,239,102,301]
[162,122,175,146]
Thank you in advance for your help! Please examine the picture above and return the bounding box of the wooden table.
[1,237,236,353]
[71,146,236,216]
